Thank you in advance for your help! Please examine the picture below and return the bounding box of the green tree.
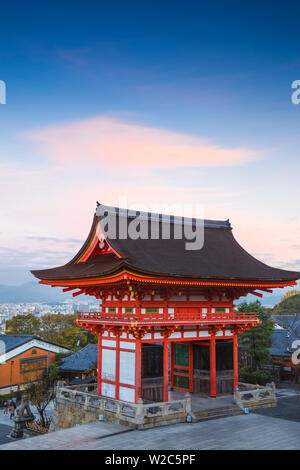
[26,380,54,428]
[6,313,97,350]
[25,357,68,427]
[5,313,41,335]
[273,294,300,315]
[238,300,274,369]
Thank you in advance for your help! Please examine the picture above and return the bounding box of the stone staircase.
[191,405,243,423]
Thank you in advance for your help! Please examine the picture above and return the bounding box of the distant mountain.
[0,281,73,303]
[0,281,295,307]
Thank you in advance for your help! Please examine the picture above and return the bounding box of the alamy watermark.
[0,80,6,104]
[291,340,300,365]
[291,80,300,104]
[96,200,205,251]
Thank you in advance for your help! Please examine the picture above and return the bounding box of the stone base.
[50,400,102,432]
[49,398,188,432]
[10,417,34,439]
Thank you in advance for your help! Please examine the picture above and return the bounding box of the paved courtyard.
[1,411,300,450]
[0,424,14,445]
[1,391,300,450]
[253,394,300,423]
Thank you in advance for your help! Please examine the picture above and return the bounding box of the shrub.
[239,367,274,386]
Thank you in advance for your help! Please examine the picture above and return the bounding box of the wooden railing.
[193,369,234,395]
[77,310,258,325]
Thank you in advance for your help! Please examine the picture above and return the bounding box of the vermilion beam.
[233,334,238,391]
[210,336,216,398]
[251,291,263,298]
[258,288,273,293]
[135,341,142,403]
[72,289,85,297]
[163,340,169,402]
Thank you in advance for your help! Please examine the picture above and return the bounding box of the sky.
[0,1,300,297]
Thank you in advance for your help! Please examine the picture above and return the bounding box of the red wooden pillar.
[233,333,238,391]
[170,341,174,389]
[97,334,102,396]
[135,340,142,403]
[115,334,120,400]
[210,335,216,398]
[163,339,169,401]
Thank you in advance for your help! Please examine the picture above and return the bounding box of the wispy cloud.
[26,236,84,244]
[24,116,258,170]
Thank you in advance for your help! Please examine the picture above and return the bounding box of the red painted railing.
[77,311,258,325]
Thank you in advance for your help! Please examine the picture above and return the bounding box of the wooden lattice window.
[20,356,48,374]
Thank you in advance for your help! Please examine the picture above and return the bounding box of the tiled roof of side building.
[58,343,98,372]
[0,334,70,353]
[271,314,300,357]
[270,329,298,357]
[0,335,36,353]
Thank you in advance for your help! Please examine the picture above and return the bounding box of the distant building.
[271,314,300,380]
[0,335,69,395]
[58,343,98,383]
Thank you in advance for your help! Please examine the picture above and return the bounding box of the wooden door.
[171,343,193,392]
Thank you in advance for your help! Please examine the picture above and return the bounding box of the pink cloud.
[24,116,257,169]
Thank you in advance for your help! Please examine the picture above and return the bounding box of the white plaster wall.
[119,351,135,385]
[119,386,135,403]
[101,382,115,398]
[102,348,116,381]
[120,341,136,350]
[183,331,197,338]
[102,339,116,347]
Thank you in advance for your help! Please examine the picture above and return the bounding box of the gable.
[0,338,69,364]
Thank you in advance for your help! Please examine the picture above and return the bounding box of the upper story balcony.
[77,309,258,327]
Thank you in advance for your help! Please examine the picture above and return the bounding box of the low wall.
[234,382,277,410]
[50,384,191,431]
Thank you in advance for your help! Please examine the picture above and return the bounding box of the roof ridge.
[96,203,231,229]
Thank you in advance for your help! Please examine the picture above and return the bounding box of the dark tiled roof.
[0,334,69,354]
[271,314,300,357]
[31,204,300,283]
[0,335,36,353]
[69,377,96,385]
[58,344,98,372]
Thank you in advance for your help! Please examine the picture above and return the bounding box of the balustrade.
[77,310,257,325]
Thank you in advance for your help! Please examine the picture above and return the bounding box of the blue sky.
[0,1,300,301]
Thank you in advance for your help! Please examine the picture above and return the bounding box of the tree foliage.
[25,380,54,428]
[272,294,300,316]
[238,300,274,369]
[5,313,41,335]
[25,356,67,427]
[5,313,97,350]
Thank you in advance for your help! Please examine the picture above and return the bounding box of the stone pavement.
[253,394,300,423]
[0,424,14,445]
[0,400,54,427]
[1,412,300,450]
